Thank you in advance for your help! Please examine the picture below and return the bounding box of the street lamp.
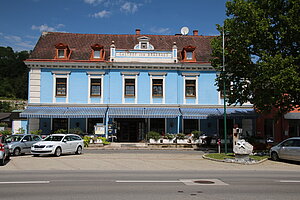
[222,27,228,154]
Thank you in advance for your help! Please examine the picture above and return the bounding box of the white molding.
[53,74,69,103]
[86,71,105,75]
[121,72,140,75]
[150,75,165,104]
[51,71,71,74]
[88,75,103,104]
[183,75,199,104]
[122,75,137,104]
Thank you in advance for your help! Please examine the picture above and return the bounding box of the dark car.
[0,135,10,165]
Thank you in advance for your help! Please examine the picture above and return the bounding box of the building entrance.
[115,118,145,142]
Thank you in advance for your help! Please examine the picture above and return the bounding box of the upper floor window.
[182,45,196,62]
[55,43,70,59]
[91,44,105,60]
[185,80,196,97]
[125,79,135,96]
[90,78,101,96]
[152,79,163,97]
[56,78,67,96]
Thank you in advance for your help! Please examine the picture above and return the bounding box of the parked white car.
[31,134,83,157]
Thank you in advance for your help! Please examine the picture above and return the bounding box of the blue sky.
[0,0,227,52]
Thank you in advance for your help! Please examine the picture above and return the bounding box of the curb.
[202,154,269,165]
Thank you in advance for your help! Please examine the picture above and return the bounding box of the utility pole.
[222,27,228,154]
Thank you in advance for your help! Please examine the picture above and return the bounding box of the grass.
[205,153,269,161]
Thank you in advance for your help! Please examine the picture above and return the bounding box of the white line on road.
[116,180,181,183]
[279,180,300,183]
[0,181,50,184]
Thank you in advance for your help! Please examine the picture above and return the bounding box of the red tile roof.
[29,32,215,63]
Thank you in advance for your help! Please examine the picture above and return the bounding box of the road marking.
[116,179,228,185]
[116,180,181,183]
[0,181,50,184]
[279,180,300,183]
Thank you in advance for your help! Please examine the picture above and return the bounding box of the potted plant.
[147,131,161,143]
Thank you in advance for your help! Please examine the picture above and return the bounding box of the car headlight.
[46,145,53,148]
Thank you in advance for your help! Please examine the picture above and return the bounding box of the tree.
[0,47,29,99]
[211,0,300,114]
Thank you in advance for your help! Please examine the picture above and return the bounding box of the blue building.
[21,29,256,142]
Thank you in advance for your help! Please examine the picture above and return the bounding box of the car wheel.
[54,147,62,157]
[0,157,4,166]
[75,146,82,155]
[271,152,279,161]
[13,148,21,156]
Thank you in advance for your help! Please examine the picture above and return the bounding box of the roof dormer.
[134,36,154,50]
[54,43,71,60]
[181,45,196,62]
[90,44,105,61]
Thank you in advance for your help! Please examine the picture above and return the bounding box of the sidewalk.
[1,150,300,172]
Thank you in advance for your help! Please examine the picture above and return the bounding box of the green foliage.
[176,133,185,140]
[83,136,91,147]
[0,122,8,127]
[191,130,201,140]
[30,129,42,135]
[0,47,29,99]
[0,130,12,136]
[98,137,110,145]
[16,127,25,134]
[205,153,269,161]
[54,129,67,134]
[69,127,83,135]
[0,101,14,112]
[211,0,300,114]
[164,133,175,140]
[147,131,161,140]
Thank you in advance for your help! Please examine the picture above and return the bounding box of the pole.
[222,27,228,154]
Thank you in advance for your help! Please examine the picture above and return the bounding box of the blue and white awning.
[180,108,221,119]
[145,108,181,118]
[107,107,181,118]
[20,107,107,118]
[108,107,145,118]
[218,108,257,118]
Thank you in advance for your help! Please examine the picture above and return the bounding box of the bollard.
[217,139,221,154]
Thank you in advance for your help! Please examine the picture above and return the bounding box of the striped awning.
[145,108,181,118]
[218,108,257,118]
[20,107,107,118]
[108,107,145,118]
[107,107,181,118]
[180,108,221,119]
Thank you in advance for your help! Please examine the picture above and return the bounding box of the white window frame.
[122,75,138,104]
[150,75,165,104]
[183,75,198,104]
[87,72,105,104]
[52,71,70,103]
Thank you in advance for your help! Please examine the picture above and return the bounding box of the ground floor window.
[183,119,199,134]
[150,118,165,135]
[87,118,103,134]
[289,120,300,137]
[264,119,274,138]
[53,118,68,132]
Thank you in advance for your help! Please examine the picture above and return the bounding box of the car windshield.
[6,135,23,143]
[44,136,64,142]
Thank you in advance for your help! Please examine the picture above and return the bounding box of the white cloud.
[150,27,171,34]
[0,33,35,51]
[120,2,139,14]
[90,10,111,18]
[31,24,65,32]
[83,0,104,5]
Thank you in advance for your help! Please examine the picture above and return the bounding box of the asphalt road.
[1,149,300,200]
[1,170,300,200]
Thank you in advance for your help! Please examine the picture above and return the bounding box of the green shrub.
[30,129,42,135]
[0,130,12,136]
[176,133,185,140]
[0,122,8,127]
[164,133,175,140]
[83,136,92,147]
[98,137,110,145]
[16,127,25,134]
[54,129,67,134]
[191,130,201,140]
[69,127,83,135]
[147,131,161,141]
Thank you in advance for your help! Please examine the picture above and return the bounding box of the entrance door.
[116,119,144,142]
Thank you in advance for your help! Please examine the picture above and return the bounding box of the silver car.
[6,134,42,156]
[270,137,300,162]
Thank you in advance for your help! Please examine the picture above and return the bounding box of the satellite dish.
[181,27,189,35]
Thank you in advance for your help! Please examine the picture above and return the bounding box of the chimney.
[135,29,141,35]
[193,30,198,36]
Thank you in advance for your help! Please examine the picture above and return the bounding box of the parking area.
[1,149,300,171]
